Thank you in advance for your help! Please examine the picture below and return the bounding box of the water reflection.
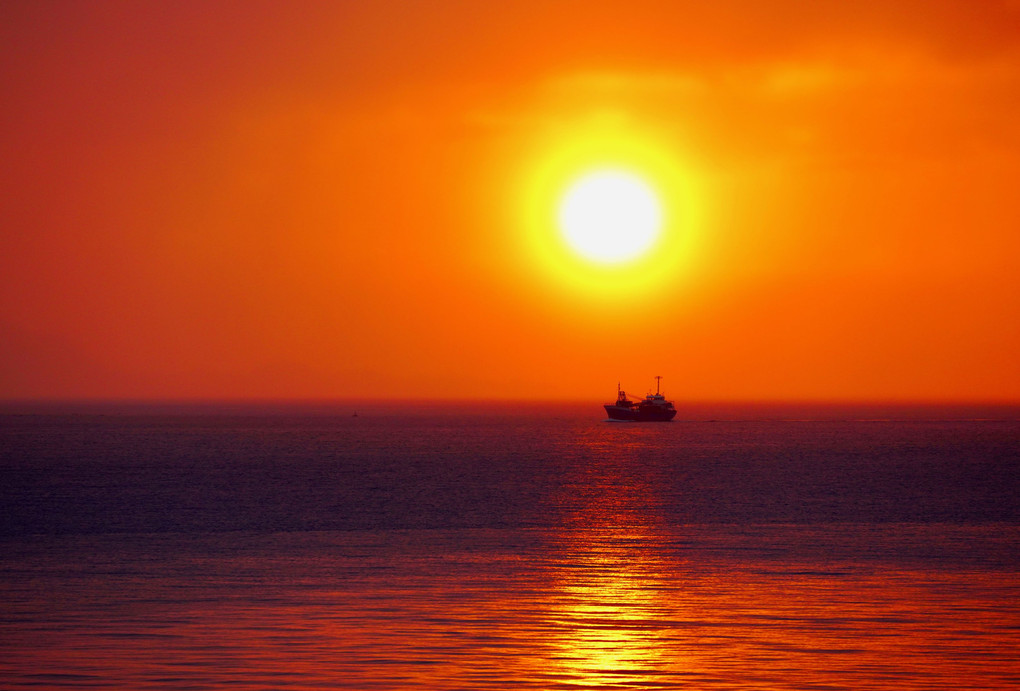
[531,425,1020,689]
[3,524,1019,689]
[547,426,687,688]
[3,417,1019,689]
[547,528,686,688]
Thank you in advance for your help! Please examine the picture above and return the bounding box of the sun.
[558,170,662,264]
[515,118,700,301]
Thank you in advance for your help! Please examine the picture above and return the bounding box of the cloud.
[546,71,707,97]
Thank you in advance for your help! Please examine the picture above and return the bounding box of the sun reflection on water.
[544,429,691,688]
[547,528,687,688]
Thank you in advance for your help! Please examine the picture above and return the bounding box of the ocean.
[2,402,1018,689]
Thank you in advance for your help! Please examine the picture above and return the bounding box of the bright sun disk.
[558,170,662,264]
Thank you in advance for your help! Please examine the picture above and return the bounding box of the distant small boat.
[605,376,677,421]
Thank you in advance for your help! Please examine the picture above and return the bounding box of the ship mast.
[655,375,662,395]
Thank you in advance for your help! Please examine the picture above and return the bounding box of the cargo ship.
[604,376,677,421]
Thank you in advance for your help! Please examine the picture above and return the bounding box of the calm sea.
[2,401,1019,689]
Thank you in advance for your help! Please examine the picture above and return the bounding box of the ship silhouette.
[604,376,677,421]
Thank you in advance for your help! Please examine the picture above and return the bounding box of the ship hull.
[604,404,639,421]
[604,404,676,422]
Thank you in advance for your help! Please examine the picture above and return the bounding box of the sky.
[1,0,1018,401]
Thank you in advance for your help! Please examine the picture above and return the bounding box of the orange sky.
[2,1,1018,401]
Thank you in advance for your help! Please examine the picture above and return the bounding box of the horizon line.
[3,396,1019,407]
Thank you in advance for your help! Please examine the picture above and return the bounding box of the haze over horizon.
[2,1,1018,402]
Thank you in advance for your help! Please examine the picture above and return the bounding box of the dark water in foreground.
[2,402,1019,689]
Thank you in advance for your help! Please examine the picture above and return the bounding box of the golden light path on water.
[546,529,686,686]
[543,432,682,686]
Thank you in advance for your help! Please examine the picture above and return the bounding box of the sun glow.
[558,170,662,264]
[516,118,701,304]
